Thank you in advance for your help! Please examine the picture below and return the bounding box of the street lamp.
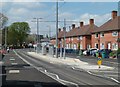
[56,0,58,58]
[32,18,42,52]
[46,25,51,42]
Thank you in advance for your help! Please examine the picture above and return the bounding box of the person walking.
[97,52,102,68]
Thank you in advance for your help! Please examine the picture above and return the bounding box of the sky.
[0,1,119,37]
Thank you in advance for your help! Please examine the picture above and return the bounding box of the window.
[71,37,73,41]
[95,43,98,49]
[95,33,98,38]
[69,38,70,41]
[80,36,82,40]
[66,44,69,49]
[100,33,104,37]
[112,43,118,50]
[100,43,104,49]
[112,31,118,36]
[74,44,77,49]
[80,44,83,49]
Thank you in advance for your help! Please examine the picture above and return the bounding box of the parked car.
[83,48,98,56]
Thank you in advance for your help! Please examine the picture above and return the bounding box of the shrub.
[117,48,120,54]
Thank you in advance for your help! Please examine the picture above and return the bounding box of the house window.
[80,36,82,40]
[74,44,77,49]
[71,37,73,41]
[100,43,104,49]
[100,33,104,37]
[66,44,69,49]
[69,38,70,41]
[95,33,98,38]
[112,43,118,50]
[80,44,83,49]
[95,43,98,49]
[112,31,118,36]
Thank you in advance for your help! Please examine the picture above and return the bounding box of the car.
[83,48,98,56]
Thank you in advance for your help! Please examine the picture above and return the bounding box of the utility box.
[42,45,47,55]
[49,45,54,56]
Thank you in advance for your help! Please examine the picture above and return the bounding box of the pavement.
[27,52,115,70]
[27,52,119,83]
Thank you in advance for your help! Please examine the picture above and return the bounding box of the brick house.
[65,19,98,50]
[50,28,66,48]
[91,11,120,50]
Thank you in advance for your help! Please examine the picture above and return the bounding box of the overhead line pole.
[63,19,66,59]
[56,0,58,58]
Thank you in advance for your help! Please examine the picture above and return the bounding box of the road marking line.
[11,63,18,65]
[10,59,15,61]
[45,70,47,73]
[110,77,120,83]
[9,70,20,74]
[14,50,79,87]
[0,74,6,76]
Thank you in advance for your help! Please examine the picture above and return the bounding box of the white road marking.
[86,70,120,84]
[9,70,20,74]
[10,59,15,61]
[110,77,120,83]
[11,63,18,65]
[14,50,79,87]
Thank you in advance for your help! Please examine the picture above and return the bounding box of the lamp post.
[63,19,66,59]
[46,25,51,42]
[56,0,58,58]
[32,18,42,52]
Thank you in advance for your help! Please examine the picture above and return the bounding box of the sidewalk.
[27,52,114,71]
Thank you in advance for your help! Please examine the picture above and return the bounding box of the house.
[50,28,66,48]
[91,11,120,51]
[65,19,98,50]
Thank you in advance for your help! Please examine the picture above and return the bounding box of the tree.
[7,22,30,47]
[0,13,8,28]
[0,13,8,46]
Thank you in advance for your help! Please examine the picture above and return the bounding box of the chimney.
[80,22,84,27]
[89,19,94,25]
[58,28,61,32]
[112,11,117,19]
[72,24,75,29]
[63,27,66,31]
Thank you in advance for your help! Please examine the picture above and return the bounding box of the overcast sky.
[0,1,119,36]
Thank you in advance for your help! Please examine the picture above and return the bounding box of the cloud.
[73,13,111,27]
[59,12,75,20]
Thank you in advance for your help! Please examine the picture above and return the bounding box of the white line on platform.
[9,70,20,74]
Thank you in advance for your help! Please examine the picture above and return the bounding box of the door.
[107,43,111,49]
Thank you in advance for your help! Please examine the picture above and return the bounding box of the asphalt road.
[1,50,66,87]
[15,49,119,87]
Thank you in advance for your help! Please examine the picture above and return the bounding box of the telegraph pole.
[63,19,66,59]
[32,18,42,52]
[5,27,7,49]
[56,0,58,58]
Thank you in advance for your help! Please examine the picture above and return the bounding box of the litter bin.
[96,52,98,57]
[102,52,106,58]
[79,50,83,56]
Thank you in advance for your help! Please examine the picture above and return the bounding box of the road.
[1,50,66,87]
[12,49,119,87]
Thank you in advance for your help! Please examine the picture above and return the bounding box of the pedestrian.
[97,52,102,68]
[7,47,10,53]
